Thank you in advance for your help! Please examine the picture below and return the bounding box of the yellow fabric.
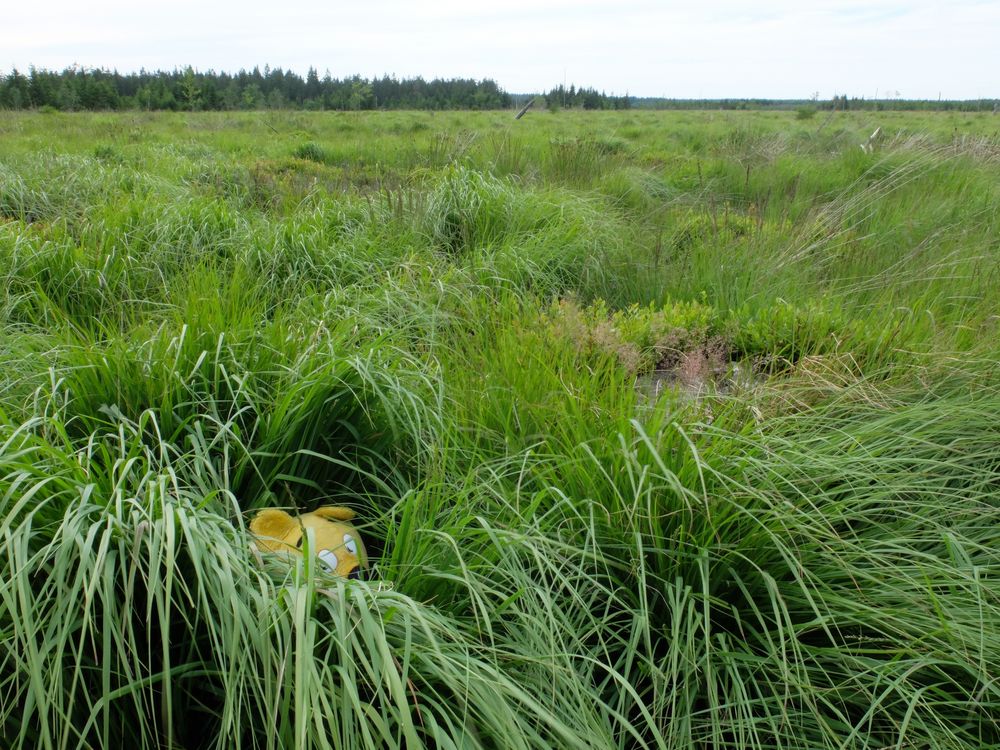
[250,506,368,577]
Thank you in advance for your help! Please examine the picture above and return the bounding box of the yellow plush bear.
[250,505,368,578]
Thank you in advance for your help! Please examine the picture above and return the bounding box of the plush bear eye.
[343,534,357,556]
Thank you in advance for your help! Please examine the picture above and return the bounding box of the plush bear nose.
[348,567,364,580]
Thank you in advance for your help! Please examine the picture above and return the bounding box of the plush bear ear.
[250,509,299,543]
[311,505,356,521]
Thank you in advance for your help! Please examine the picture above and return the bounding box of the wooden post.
[514,97,535,120]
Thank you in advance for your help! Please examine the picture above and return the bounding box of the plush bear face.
[250,506,367,578]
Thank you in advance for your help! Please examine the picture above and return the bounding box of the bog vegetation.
[1,108,999,749]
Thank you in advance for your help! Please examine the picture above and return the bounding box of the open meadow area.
[2,108,1000,748]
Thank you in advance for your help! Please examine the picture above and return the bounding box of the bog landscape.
[1,108,999,748]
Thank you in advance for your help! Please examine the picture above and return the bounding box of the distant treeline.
[1,67,994,113]
[0,66,624,112]
[630,96,999,112]
[543,85,631,110]
[0,66,523,111]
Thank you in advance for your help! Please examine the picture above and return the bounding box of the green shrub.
[731,298,850,363]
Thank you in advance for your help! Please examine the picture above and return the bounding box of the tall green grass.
[1,109,998,749]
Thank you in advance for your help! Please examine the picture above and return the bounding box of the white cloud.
[3,1,998,98]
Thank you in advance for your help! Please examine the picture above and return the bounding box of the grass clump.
[292,141,330,164]
[421,165,518,253]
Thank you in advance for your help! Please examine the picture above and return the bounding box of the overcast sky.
[4,0,997,99]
